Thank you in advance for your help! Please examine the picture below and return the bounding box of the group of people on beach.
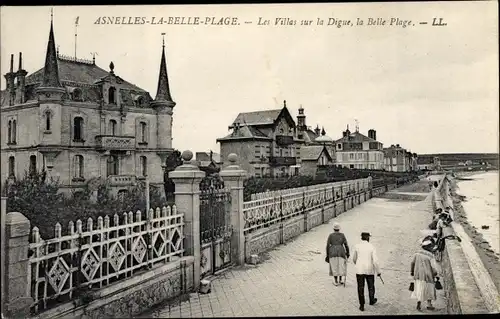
[324,178,454,312]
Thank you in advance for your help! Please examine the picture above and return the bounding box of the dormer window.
[108,86,116,104]
[135,95,144,107]
[72,88,83,101]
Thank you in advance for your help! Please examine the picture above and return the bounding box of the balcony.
[269,156,297,166]
[95,135,135,151]
[107,175,137,186]
[276,135,295,146]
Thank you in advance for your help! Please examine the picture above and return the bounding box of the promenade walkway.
[140,180,446,317]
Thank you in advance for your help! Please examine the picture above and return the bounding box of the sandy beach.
[450,176,500,292]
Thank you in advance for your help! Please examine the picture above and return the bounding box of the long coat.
[326,232,350,259]
[411,249,438,283]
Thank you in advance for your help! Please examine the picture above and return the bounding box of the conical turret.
[152,36,176,109]
[42,19,62,88]
[36,13,65,100]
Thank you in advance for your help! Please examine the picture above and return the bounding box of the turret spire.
[153,33,175,107]
[41,16,62,88]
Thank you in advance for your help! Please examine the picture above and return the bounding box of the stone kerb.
[219,153,246,266]
[3,210,33,318]
[169,150,205,291]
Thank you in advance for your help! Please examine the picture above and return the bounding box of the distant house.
[383,144,417,172]
[299,145,335,177]
[416,156,438,171]
[334,126,384,169]
[195,151,220,175]
[216,101,301,177]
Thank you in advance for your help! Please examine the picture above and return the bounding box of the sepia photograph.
[0,1,498,318]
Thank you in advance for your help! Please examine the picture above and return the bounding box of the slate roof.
[25,57,147,92]
[0,90,9,106]
[217,125,272,141]
[335,131,377,143]
[231,109,282,127]
[300,145,332,161]
[196,152,221,163]
[304,129,319,143]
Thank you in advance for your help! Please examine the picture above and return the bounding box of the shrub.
[4,171,171,239]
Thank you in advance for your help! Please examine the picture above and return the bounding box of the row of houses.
[215,103,420,177]
[0,14,434,200]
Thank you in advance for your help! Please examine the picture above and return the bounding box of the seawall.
[433,174,500,314]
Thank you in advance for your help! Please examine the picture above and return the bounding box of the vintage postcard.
[1,2,498,318]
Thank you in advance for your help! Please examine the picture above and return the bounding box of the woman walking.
[410,238,439,311]
[326,222,350,286]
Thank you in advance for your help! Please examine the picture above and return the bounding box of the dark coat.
[326,232,350,259]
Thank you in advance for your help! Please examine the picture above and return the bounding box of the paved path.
[140,183,446,317]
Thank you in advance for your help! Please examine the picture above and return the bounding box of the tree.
[164,150,183,200]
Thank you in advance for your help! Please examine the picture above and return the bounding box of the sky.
[1,2,498,155]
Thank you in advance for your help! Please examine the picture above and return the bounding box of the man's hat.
[361,232,371,237]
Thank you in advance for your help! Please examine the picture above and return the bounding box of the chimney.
[314,125,320,136]
[297,105,306,131]
[15,52,28,104]
[4,54,16,105]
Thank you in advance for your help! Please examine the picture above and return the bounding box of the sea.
[455,171,500,256]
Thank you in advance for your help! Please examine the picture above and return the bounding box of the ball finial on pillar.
[228,153,238,164]
[182,150,194,162]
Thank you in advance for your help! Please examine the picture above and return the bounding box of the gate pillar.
[169,150,206,291]
[220,154,247,266]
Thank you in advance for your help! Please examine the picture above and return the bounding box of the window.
[255,145,261,158]
[109,120,117,136]
[72,88,82,101]
[29,155,37,174]
[12,120,16,143]
[73,117,84,141]
[139,122,147,143]
[8,156,15,177]
[135,96,144,107]
[107,155,119,176]
[117,189,129,201]
[45,111,51,131]
[349,153,354,160]
[73,155,84,179]
[108,87,116,104]
[7,120,17,144]
[140,156,147,176]
[7,121,12,143]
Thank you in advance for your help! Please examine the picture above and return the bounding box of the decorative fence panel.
[243,178,370,234]
[28,205,184,315]
[199,177,233,278]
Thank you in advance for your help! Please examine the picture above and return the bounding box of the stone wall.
[433,175,494,314]
[33,257,194,319]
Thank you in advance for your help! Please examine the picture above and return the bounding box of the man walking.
[352,232,381,311]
